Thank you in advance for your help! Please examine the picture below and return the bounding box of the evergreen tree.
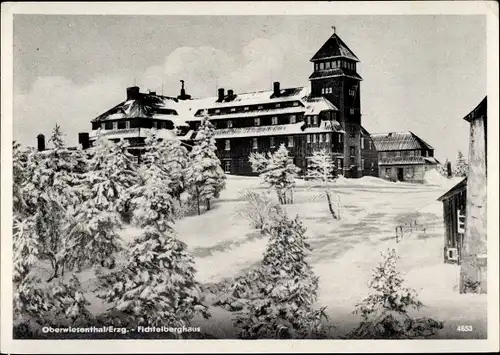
[185,112,226,214]
[219,210,327,338]
[453,150,468,178]
[249,144,300,204]
[48,123,65,149]
[96,227,210,331]
[66,137,139,271]
[350,249,443,339]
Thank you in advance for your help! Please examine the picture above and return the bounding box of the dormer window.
[325,61,331,69]
[152,121,157,129]
[293,102,299,107]
[319,62,325,70]
[272,117,278,125]
[126,120,130,129]
[315,63,319,71]
[290,115,296,124]
[254,117,260,126]
[275,103,281,108]
[244,106,249,111]
[307,116,312,125]
[101,123,105,130]
[215,109,220,114]
[313,115,318,126]
[227,120,233,128]
[231,107,236,112]
[225,139,230,151]
[258,105,263,110]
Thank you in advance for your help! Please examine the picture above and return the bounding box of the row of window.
[201,101,301,117]
[360,138,373,150]
[380,150,430,158]
[224,136,295,151]
[97,120,171,130]
[219,115,322,129]
[314,60,356,71]
[384,166,415,178]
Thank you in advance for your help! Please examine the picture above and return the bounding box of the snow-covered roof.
[378,156,439,166]
[310,33,360,62]
[437,178,467,202]
[185,107,305,122]
[371,132,434,151]
[88,128,178,141]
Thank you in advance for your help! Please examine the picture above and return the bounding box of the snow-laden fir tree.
[218,210,327,338]
[49,123,65,149]
[453,150,468,178]
[249,144,300,204]
[307,149,340,219]
[185,112,226,214]
[65,137,139,271]
[350,248,443,339]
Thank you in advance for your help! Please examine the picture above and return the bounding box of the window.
[415,150,421,156]
[293,102,299,107]
[319,62,325,70]
[385,168,391,177]
[125,120,130,129]
[325,133,330,143]
[117,121,126,129]
[244,106,249,111]
[312,134,317,143]
[362,159,365,170]
[325,61,331,69]
[101,122,105,130]
[275,103,281,108]
[288,136,294,148]
[315,63,319,71]
[408,150,415,156]
[332,60,338,69]
[258,105,263,110]
[105,122,113,130]
[159,121,167,129]
[152,121,157,129]
[272,116,278,125]
[307,116,312,125]
[254,117,260,126]
[405,166,414,179]
[361,137,365,149]
[215,109,220,114]
[350,108,355,115]
[225,139,230,151]
[368,140,372,150]
[425,150,429,157]
[112,121,118,130]
[227,120,233,128]
[290,115,296,124]
[319,134,324,143]
[338,134,342,143]
[321,88,325,94]
[349,89,356,96]
[252,138,258,150]
[224,160,231,174]
[270,137,275,148]
[349,125,356,138]
[350,146,356,157]
[230,107,236,112]
[313,116,318,126]
[307,134,311,143]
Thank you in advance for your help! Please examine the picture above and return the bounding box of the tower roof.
[310,33,359,62]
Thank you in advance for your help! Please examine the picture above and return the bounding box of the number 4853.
[457,325,473,332]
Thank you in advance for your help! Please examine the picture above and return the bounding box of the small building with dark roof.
[437,178,467,264]
[371,131,439,183]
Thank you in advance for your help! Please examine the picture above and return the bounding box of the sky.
[13,15,486,163]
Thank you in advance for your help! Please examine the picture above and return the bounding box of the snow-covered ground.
[64,174,485,339]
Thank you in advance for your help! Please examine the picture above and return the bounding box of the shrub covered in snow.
[96,227,210,331]
[249,144,300,205]
[216,210,327,339]
[235,189,282,232]
[186,112,226,214]
[350,248,443,339]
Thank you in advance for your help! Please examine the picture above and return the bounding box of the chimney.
[37,134,45,151]
[446,161,452,178]
[126,86,140,101]
[273,81,280,97]
[78,132,90,150]
[149,91,156,96]
[218,88,225,102]
[177,80,191,100]
[227,89,234,97]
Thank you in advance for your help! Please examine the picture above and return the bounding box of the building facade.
[181,31,365,177]
[371,132,439,183]
[460,96,487,294]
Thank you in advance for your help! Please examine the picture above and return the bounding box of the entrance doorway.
[397,168,404,181]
